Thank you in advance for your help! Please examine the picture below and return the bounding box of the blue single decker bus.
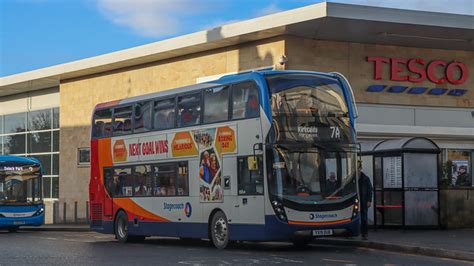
[0,156,45,232]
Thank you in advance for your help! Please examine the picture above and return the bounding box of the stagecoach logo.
[184,202,192,218]
[309,213,337,220]
[163,202,192,218]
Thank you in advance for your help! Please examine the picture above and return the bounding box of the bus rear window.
[93,109,112,138]
[113,106,133,136]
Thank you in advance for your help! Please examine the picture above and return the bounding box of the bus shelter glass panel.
[403,153,437,188]
[382,191,403,226]
[383,156,402,189]
[404,191,438,226]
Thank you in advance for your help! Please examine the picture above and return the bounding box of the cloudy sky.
[0,0,472,76]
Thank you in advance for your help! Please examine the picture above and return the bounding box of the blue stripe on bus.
[0,205,42,213]
[0,204,44,228]
[0,155,41,165]
[333,75,356,130]
[0,213,44,228]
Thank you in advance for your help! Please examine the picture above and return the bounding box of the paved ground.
[367,229,474,253]
[0,230,472,265]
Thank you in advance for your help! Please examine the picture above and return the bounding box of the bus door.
[234,155,265,225]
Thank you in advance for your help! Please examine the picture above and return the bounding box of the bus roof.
[93,70,339,111]
[0,156,41,166]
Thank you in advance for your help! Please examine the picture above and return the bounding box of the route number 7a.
[330,126,341,140]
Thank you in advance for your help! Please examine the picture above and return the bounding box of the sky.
[0,0,472,77]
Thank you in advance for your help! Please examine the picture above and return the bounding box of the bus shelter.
[361,137,441,228]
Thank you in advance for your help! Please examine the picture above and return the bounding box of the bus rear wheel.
[115,211,129,243]
[115,211,145,243]
[210,211,229,249]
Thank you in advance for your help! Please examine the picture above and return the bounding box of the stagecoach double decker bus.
[89,70,360,248]
[0,156,45,232]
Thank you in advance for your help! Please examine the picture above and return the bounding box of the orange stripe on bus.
[114,198,169,222]
[97,138,112,183]
[288,218,352,226]
[98,138,112,167]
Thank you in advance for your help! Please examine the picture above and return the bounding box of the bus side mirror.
[253,143,263,152]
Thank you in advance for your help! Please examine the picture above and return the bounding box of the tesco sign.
[367,57,469,85]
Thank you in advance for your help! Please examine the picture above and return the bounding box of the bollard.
[63,202,67,224]
[74,201,78,224]
[53,201,58,224]
[86,201,90,224]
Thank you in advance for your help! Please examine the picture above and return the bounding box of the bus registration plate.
[312,229,333,236]
[13,221,26,225]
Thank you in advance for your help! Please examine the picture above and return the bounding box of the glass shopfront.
[441,149,473,187]
[0,108,59,199]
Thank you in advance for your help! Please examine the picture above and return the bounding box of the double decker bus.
[0,156,45,232]
[89,70,359,248]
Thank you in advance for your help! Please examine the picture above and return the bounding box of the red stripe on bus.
[96,100,121,109]
[376,205,402,209]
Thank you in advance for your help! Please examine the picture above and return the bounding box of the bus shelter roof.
[361,137,440,155]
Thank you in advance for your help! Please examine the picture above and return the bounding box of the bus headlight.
[33,207,45,216]
[271,200,287,222]
[352,201,359,217]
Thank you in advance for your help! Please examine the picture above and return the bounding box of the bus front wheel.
[210,211,229,249]
[8,227,18,233]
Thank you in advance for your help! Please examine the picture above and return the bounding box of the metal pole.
[86,201,90,224]
[53,201,58,224]
[74,201,78,224]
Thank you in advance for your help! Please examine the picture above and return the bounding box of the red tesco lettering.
[367,56,468,85]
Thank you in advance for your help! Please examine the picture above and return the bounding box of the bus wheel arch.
[207,208,223,238]
[208,209,230,249]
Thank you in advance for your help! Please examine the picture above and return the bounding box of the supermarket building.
[0,2,473,226]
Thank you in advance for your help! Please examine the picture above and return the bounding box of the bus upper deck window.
[154,98,175,130]
[232,81,259,120]
[134,101,153,133]
[203,86,229,123]
[93,109,112,138]
[178,93,201,127]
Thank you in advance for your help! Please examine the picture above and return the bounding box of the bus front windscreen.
[0,162,42,204]
[268,147,357,205]
[266,73,357,206]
